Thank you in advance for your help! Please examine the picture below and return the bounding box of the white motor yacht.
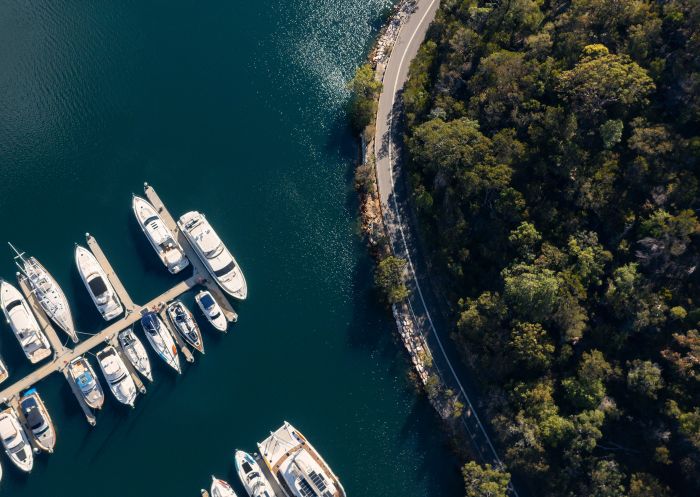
[67,356,105,409]
[10,244,78,343]
[166,300,204,353]
[118,328,153,382]
[0,280,52,363]
[140,312,181,373]
[96,345,137,407]
[195,290,228,331]
[178,211,247,299]
[235,450,277,497]
[211,476,238,497]
[20,389,56,453]
[132,195,189,274]
[0,408,33,472]
[75,245,123,321]
[258,422,346,497]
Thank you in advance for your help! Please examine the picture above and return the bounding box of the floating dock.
[0,185,237,424]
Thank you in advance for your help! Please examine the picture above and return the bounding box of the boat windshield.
[214,261,236,277]
[5,300,22,312]
[88,276,108,297]
[200,294,215,309]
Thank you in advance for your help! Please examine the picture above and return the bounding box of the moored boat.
[67,356,105,409]
[258,422,346,497]
[195,290,228,332]
[178,211,247,300]
[19,388,56,453]
[0,408,33,472]
[10,244,78,343]
[118,327,153,382]
[74,245,123,321]
[0,358,7,385]
[235,450,277,497]
[166,300,204,353]
[140,312,181,373]
[96,345,137,407]
[211,476,238,497]
[132,195,189,274]
[0,279,52,363]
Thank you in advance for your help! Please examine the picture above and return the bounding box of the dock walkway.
[0,185,236,419]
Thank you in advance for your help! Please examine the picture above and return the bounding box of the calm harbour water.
[0,1,462,496]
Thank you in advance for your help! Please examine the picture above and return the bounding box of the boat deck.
[0,185,237,425]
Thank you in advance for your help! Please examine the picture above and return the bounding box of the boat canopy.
[88,276,109,297]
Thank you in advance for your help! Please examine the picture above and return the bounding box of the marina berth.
[166,300,204,353]
[140,312,181,374]
[1,280,52,363]
[75,245,123,321]
[118,328,153,382]
[0,408,33,472]
[19,389,56,453]
[235,449,277,497]
[258,422,346,497]
[0,358,8,385]
[96,345,137,407]
[67,356,105,410]
[211,476,238,497]
[10,244,78,343]
[132,195,189,274]
[178,211,247,300]
[195,290,228,332]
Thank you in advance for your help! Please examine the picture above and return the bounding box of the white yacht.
[67,356,105,410]
[178,211,247,300]
[211,476,238,497]
[195,290,228,331]
[75,245,123,321]
[0,280,52,363]
[166,300,204,353]
[140,312,181,373]
[132,195,189,274]
[235,450,277,497]
[118,328,153,382]
[0,408,33,472]
[20,389,56,453]
[0,358,7,385]
[258,422,346,497]
[10,244,78,343]
[96,345,137,407]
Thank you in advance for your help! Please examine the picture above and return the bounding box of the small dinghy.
[235,450,277,497]
[141,312,181,374]
[195,290,228,332]
[75,245,123,321]
[132,195,189,274]
[0,279,52,363]
[20,388,57,453]
[0,408,33,472]
[211,476,238,497]
[96,345,137,407]
[67,356,105,409]
[118,328,153,382]
[167,300,204,353]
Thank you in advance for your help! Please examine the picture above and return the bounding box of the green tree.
[589,460,626,497]
[374,256,409,304]
[557,44,655,117]
[627,359,664,399]
[629,473,671,497]
[508,322,554,370]
[502,264,561,322]
[462,461,510,497]
[563,350,613,409]
[347,63,382,133]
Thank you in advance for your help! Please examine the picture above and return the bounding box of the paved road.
[373,2,520,493]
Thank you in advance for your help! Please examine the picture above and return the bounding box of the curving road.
[373,1,519,494]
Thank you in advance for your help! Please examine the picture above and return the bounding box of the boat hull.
[195,290,228,332]
[20,390,56,453]
[118,328,153,382]
[75,245,123,321]
[141,313,182,374]
[96,346,137,407]
[132,196,189,274]
[0,280,52,364]
[167,301,204,353]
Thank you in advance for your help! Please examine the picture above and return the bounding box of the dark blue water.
[0,1,462,495]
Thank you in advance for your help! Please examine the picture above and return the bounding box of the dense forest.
[400,1,700,496]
